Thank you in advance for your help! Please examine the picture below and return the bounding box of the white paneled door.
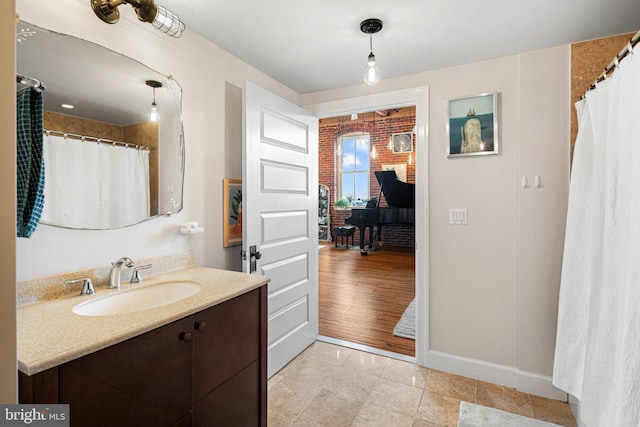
[243,82,319,377]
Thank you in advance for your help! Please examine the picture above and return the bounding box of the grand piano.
[345,170,415,253]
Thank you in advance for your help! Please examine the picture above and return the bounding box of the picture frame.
[391,132,414,153]
[381,164,407,182]
[446,93,499,158]
[223,178,242,247]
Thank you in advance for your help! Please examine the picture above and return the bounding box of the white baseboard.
[568,395,589,427]
[428,350,568,401]
[516,370,568,401]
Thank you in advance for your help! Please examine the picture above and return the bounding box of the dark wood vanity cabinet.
[19,286,267,427]
[192,286,262,426]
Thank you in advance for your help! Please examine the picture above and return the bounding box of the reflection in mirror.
[16,21,184,229]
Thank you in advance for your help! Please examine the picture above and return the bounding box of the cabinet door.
[59,316,193,427]
[193,361,259,427]
[193,288,260,401]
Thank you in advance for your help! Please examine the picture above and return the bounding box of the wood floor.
[318,244,416,357]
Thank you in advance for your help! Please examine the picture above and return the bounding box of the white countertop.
[17,267,269,375]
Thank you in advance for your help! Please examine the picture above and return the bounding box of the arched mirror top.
[16,21,184,229]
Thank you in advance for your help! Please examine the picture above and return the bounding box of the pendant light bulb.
[360,19,383,86]
[146,79,162,123]
[149,100,159,122]
[363,52,381,86]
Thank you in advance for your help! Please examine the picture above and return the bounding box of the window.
[337,132,370,205]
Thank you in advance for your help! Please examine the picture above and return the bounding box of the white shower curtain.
[553,50,640,426]
[41,135,150,229]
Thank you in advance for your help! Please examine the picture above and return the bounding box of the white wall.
[517,47,570,381]
[15,0,299,280]
[0,0,17,403]
[302,47,570,397]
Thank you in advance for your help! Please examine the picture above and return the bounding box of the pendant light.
[146,79,162,122]
[369,111,378,159]
[360,18,383,86]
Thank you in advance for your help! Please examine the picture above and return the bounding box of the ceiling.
[162,0,640,93]
[17,21,181,126]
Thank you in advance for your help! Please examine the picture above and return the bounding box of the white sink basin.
[73,281,202,316]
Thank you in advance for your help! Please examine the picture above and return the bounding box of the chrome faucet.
[108,257,135,289]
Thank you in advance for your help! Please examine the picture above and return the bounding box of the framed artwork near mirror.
[381,164,407,182]
[447,92,499,158]
[223,179,242,247]
[391,132,413,153]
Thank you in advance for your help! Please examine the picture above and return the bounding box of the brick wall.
[319,109,416,248]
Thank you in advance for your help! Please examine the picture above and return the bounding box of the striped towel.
[16,87,45,238]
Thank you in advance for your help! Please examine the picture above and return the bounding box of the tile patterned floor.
[267,341,577,427]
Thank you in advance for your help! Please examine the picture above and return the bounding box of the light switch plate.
[449,209,458,224]
[449,208,467,225]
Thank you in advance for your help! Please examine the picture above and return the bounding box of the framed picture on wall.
[447,92,499,158]
[223,178,242,247]
[391,132,413,153]
[381,164,407,182]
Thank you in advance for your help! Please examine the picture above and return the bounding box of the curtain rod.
[45,129,157,151]
[16,73,46,92]
[581,29,640,99]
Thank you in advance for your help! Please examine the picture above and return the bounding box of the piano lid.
[374,170,415,209]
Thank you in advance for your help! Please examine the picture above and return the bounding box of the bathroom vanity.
[17,266,269,427]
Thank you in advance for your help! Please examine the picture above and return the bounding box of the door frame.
[304,86,430,367]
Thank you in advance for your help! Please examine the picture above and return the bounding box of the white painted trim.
[429,350,517,387]
[317,335,415,363]
[429,350,568,401]
[516,370,568,401]
[568,395,588,427]
[304,86,430,367]
[304,88,425,118]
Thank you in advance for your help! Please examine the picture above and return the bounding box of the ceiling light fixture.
[360,18,383,86]
[91,0,185,38]
[146,79,162,122]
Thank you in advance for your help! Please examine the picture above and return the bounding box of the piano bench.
[334,225,356,249]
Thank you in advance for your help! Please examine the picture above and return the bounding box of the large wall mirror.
[16,21,184,229]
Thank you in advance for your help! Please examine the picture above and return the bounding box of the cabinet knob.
[179,332,193,342]
[194,321,207,331]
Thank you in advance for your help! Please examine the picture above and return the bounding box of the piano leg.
[357,227,367,251]
[358,226,374,255]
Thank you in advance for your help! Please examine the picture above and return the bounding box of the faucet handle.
[64,277,95,296]
[130,264,153,284]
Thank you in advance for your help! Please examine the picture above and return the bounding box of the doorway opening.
[316,107,417,358]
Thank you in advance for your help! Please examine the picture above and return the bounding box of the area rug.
[392,298,415,339]
[457,402,562,427]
